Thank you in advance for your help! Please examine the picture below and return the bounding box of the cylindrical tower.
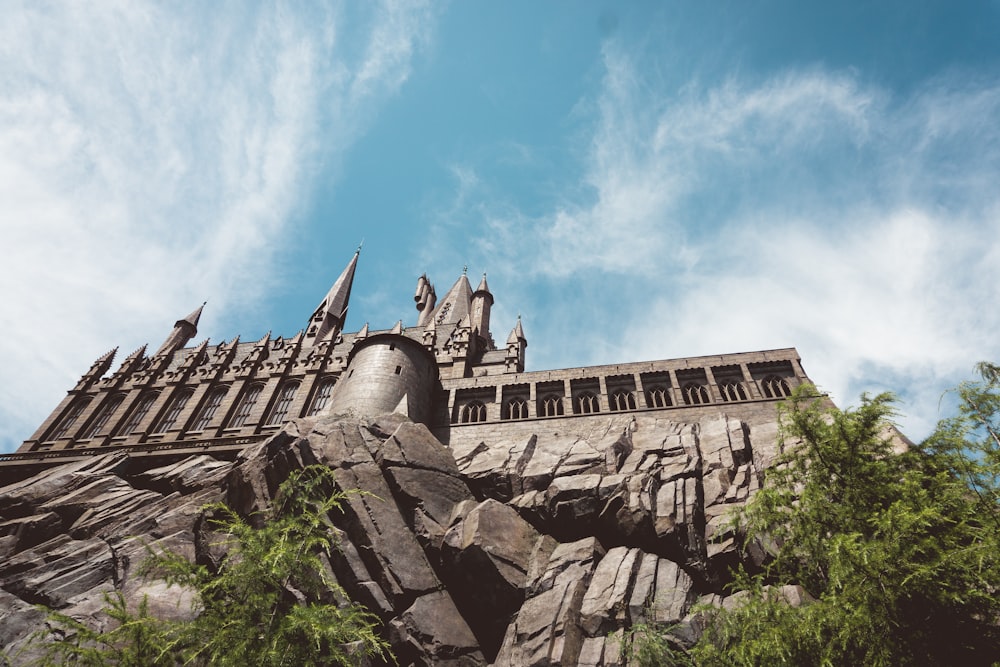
[325,334,439,424]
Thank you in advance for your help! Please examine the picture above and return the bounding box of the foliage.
[629,367,1000,666]
[27,465,391,667]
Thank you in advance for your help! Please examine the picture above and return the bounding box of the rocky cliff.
[0,410,784,665]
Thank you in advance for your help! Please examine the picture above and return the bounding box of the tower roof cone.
[309,250,359,341]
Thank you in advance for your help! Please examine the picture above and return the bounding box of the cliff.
[0,409,785,665]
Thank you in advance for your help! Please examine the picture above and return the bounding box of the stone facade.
[4,249,809,475]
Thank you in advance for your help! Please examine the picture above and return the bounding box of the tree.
[27,465,391,667]
[636,373,1000,666]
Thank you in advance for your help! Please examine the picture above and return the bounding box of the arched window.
[268,382,300,425]
[192,387,228,431]
[229,384,263,428]
[645,386,672,408]
[153,389,193,433]
[719,382,748,402]
[609,389,637,412]
[682,383,710,405]
[49,397,92,441]
[119,392,160,436]
[761,375,792,399]
[540,395,564,417]
[308,378,336,416]
[460,401,487,423]
[503,397,529,420]
[574,392,600,414]
[82,394,125,440]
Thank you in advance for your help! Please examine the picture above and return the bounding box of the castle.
[5,250,809,474]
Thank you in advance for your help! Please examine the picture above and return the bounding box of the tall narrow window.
[503,397,529,420]
[460,401,487,423]
[81,394,125,439]
[645,386,672,408]
[192,387,228,431]
[119,393,159,436]
[719,382,748,402]
[268,383,300,425]
[610,390,637,411]
[540,395,564,417]
[574,392,600,414]
[49,397,92,441]
[761,375,791,399]
[229,384,263,428]
[682,383,710,405]
[154,390,193,433]
[308,378,336,416]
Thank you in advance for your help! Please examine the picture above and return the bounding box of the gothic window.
[574,392,600,414]
[719,382,748,402]
[229,384,263,428]
[267,382,300,425]
[49,397,92,441]
[120,392,159,436]
[609,389,637,412]
[192,387,228,431]
[460,401,487,423]
[761,375,792,399]
[645,386,672,408]
[82,394,125,439]
[503,397,529,420]
[154,390,193,434]
[308,378,336,416]
[540,395,564,417]
[682,383,710,405]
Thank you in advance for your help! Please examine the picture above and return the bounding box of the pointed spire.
[476,272,490,294]
[429,273,473,327]
[356,322,369,339]
[155,302,206,356]
[511,315,526,343]
[390,320,403,335]
[308,251,359,343]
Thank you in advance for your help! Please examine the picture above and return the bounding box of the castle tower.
[470,273,494,351]
[505,316,527,373]
[306,250,359,344]
[414,274,437,327]
[154,303,205,357]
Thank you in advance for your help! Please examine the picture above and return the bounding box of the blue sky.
[3,1,1000,452]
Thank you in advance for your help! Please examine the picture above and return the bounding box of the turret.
[470,273,494,351]
[306,250,359,344]
[415,274,437,327]
[154,303,205,357]
[505,316,527,373]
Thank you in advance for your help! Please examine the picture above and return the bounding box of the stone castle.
[0,249,818,665]
[8,249,807,473]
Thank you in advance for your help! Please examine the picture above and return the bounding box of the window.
[49,397,92,441]
[574,392,600,414]
[308,378,336,416]
[120,393,159,436]
[154,390,193,433]
[503,397,529,420]
[682,383,710,405]
[192,387,228,431]
[645,386,672,408]
[460,401,487,423]
[761,375,791,399]
[268,383,300,425]
[82,394,125,439]
[609,389,637,412]
[540,394,564,417]
[719,382,748,402]
[229,384,263,428]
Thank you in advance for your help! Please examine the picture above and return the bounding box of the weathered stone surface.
[0,408,789,666]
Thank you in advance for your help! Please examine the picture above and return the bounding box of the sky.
[3,0,1000,453]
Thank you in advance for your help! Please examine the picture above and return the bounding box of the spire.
[429,273,474,328]
[505,316,527,373]
[475,272,490,294]
[308,251,359,343]
[507,316,526,345]
[155,302,206,357]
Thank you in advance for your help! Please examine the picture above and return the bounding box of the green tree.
[634,371,1000,666]
[28,465,391,667]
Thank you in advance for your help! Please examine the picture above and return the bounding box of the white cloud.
[0,1,434,452]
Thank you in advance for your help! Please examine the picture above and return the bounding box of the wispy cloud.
[433,43,1000,439]
[0,1,435,452]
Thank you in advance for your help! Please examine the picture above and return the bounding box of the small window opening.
[394,365,402,375]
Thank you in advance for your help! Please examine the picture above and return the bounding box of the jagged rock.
[0,409,789,666]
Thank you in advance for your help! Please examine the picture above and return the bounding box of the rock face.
[0,411,783,665]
